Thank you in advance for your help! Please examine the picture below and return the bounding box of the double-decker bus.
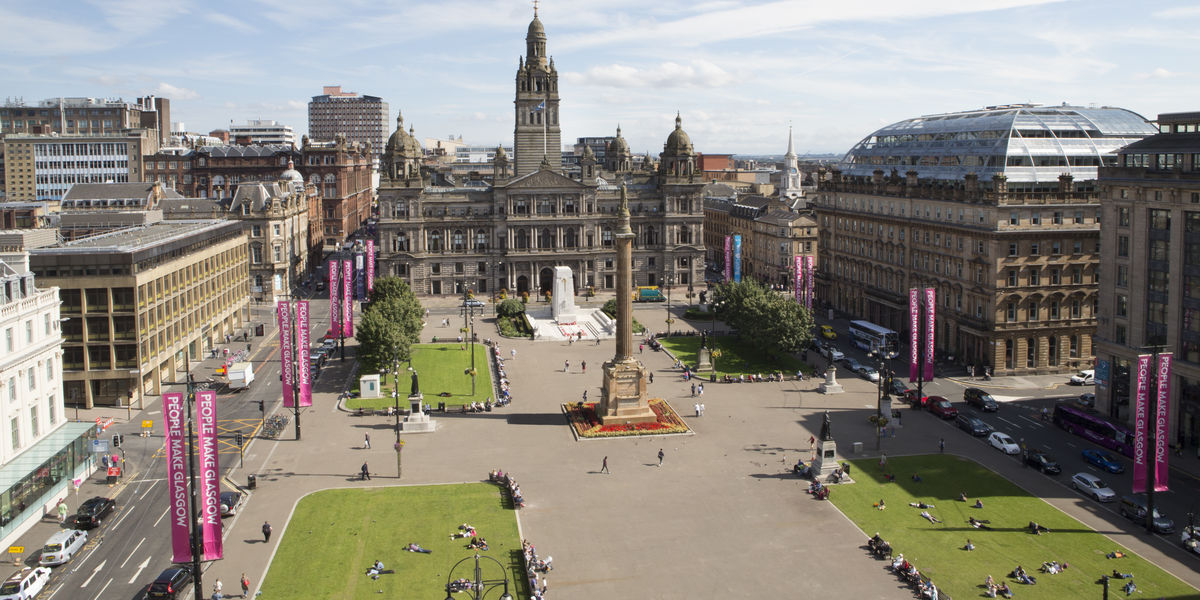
[847,320,900,359]
[1052,404,1135,458]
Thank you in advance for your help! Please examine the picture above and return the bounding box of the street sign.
[7,547,22,554]
[91,439,110,453]
[141,420,153,429]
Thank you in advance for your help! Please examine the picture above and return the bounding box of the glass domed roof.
[839,104,1156,183]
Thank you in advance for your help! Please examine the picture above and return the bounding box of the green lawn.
[830,454,1197,600]
[349,343,493,410]
[658,335,812,377]
[260,484,529,600]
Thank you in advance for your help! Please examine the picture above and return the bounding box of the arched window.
[394,232,408,252]
[428,231,442,253]
[452,230,465,251]
[475,229,488,250]
[515,229,529,249]
[1026,337,1036,368]
[564,228,577,248]
[309,174,320,185]
[678,225,691,244]
[539,228,555,249]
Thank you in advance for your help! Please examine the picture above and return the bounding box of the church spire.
[786,123,795,158]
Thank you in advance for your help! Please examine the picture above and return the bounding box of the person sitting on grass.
[1039,561,1062,574]
[920,510,942,524]
[974,499,984,509]
[964,538,975,551]
[1112,569,1133,580]
[875,498,886,510]
[1106,551,1126,559]
[996,582,1012,598]
[367,560,385,579]
[959,491,969,502]
[1012,565,1036,585]
[406,543,432,554]
[1123,580,1137,596]
[451,524,477,539]
[467,537,488,550]
[912,473,923,482]
[1028,521,1050,535]
[909,501,935,509]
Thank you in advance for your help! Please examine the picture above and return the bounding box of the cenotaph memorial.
[524,266,617,341]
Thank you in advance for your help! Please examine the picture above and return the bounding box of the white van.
[38,529,87,566]
[1069,369,1095,385]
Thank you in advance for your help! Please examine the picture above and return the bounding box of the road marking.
[110,503,135,531]
[1019,416,1043,428]
[80,560,106,587]
[152,506,169,528]
[90,578,112,600]
[1066,442,1078,448]
[128,557,150,584]
[118,538,145,568]
[138,480,158,500]
[997,417,1021,429]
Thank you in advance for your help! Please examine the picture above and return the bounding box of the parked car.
[887,379,909,397]
[1183,526,1200,555]
[219,491,243,517]
[146,566,193,600]
[855,365,880,382]
[1069,369,1095,385]
[1022,449,1062,474]
[819,325,837,340]
[821,344,844,362]
[1081,449,1125,474]
[1071,472,1116,502]
[839,357,862,371]
[955,413,993,437]
[1077,393,1096,408]
[987,432,1020,454]
[74,497,115,529]
[38,529,87,566]
[903,389,930,408]
[1118,495,1175,533]
[461,298,486,308]
[963,388,999,412]
[0,567,51,600]
[928,397,958,419]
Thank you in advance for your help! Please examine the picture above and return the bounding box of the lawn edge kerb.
[827,454,1198,600]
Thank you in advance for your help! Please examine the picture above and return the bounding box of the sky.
[2,0,1197,156]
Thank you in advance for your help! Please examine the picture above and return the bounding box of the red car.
[903,389,930,407]
[927,396,958,419]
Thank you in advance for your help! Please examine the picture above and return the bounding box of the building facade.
[0,96,168,144]
[816,104,1156,375]
[229,120,296,147]
[703,195,818,288]
[1096,110,1200,450]
[307,86,388,155]
[29,220,249,408]
[513,12,561,176]
[3,131,154,202]
[377,14,705,298]
[300,136,373,250]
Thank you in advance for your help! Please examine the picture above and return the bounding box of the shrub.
[497,298,525,318]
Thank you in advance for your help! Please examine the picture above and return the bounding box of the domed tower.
[384,112,423,186]
[579,143,597,182]
[605,125,633,172]
[660,113,696,180]
[513,6,561,176]
[493,144,509,181]
[280,159,304,194]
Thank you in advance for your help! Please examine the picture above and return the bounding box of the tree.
[602,298,618,318]
[355,302,410,374]
[497,298,525,318]
[712,278,813,355]
[363,277,423,346]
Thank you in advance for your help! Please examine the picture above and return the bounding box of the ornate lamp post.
[443,553,513,600]
[665,274,675,337]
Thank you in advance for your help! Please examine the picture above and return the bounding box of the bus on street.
[847,320,900,359]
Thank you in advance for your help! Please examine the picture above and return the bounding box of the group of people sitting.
[523,539,552,599]
[717,372,787,383]
[462,400,494,413]
[983,575,1013,598]
[808,479,830,500]
[491,347,513,406]
[868,533,892,559]
[489,469,526,508]
[1039,560,1067,575]
[1011,565,1036,585]
[1111,570,1138,595]
[366,560,387,580]
[447,578,476,593]
[890,554,941,599]
[450,524,488,550]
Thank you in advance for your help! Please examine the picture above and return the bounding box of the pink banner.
[793,255,803,303]
[342,259,353,337]
[804,255,814,311]
[1133,354,1152,492]
[366,240,375,292]
[1154,353,1172,491]
[328,259,339,332]
[161,392,191,563]
[909,289,920,382]
[924,287,936,382]
[195,390,222,560]
[723,236,732,282]
[296,301,312,407]
[278,301,294,408]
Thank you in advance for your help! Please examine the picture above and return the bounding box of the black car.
[1023,449,1062,474]
[219,491,243,517]
[955,413,993,437]
[74,496,115,529]
[963,388,999,412]
[887,379,908,397]
[146,566,193,599]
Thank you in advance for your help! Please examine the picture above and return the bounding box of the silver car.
[1071,472,1116,502]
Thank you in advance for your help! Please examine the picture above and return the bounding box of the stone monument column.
[600,184,657,424]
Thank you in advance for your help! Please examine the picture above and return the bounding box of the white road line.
[80,561,106,587]
[1066,442,1079,448]
[152,506,169,528]
[997,417,1022,429]
[90,578,112,600]
[138,480,158,500]
[127,557,150,584]
[118,537,145,568]
[110,503,136,531]
[1019,416,1043,428]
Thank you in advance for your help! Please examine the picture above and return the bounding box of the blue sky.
[2,0,1196,155]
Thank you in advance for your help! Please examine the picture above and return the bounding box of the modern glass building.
[840,104,1157,187]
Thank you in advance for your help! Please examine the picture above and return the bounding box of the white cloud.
[0,9,116,55]
[152,82,199,100]
[84,0,190,34]
[565,60,734,89]
[204,13,258,33]
[1135,67,1175,80]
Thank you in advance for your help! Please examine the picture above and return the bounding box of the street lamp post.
[443,553,513,600]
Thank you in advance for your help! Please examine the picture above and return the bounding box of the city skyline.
[2,0,1195,155]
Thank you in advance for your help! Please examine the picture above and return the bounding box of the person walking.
[699,403,705,416]
[879,453,888,469]
[564,360,570,372]
[56,500,68,524]
[657,448,665,467]
[581,360,587,373]
[582,389,588,402]
[698,383,704,397]
[361,462,371,480]
[262,521,272,543]
[240,573,250,597]
[364,433,370,449]
[213,579,223,599]
[601,456,609,474]
[639,343,644,354]
[511,348,517,360]
[694,402,700,417]
[691,383,696,397]
[648,372,654,384]
[939,438,945,453]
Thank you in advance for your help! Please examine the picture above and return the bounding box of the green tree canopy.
[497,298,525,318]
[712,278,814,355]
[356,277,425,372]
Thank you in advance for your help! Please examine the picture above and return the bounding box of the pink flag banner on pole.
[1132,354,1152,492]
[161,392,191,563]
[342,259,353,337]
[723,236,732,282]
[923,287,936,382]
[195,390,223,560]
[328,259,339,331]
[366,240,375,293]
[278,301,294,408]
[296,301,312,407]
[793,255,803,303]
[1154,353,1172,491]
[908,289,920,382]
[804,256,814,311]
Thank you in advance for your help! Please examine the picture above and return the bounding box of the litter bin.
[851,441,863,454]
[255,324,265,336]
[247,474,257,490]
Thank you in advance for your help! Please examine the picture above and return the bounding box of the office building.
[308,86,388,155]
[300,136,373,250]
[1096,110,1200,450]
[229,120,296,147]
[815,104,1156,375]
[3,131,155,203]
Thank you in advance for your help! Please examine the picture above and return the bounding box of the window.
[27,367,35,390]
[1117,236,1129,257]
[1071,300,1081,318]
[10,417,18,450]
[1073,241,1082,254]
[1119,207,1130,226]
[1030,242,1039,256]
[273,224,281,236]
[1050,269,1061,285]
[251,246,262,264]
[1048,336,1058,366]
[45,361,52,382]
[1049,301,1060,319]
[29,407,37,438]
[1070,335,1079,358]
[1007,270,1017,286]
[1029,268,1040,286]
[4,329,10,352]
[24,321,31,344]
[1008,243,1018,257]
[1074,211,1084,224]
[1031,213,1041,225]
[251,225,263,237]
[430,263,441,275]
[1007,303,1017,322]
[1071,268,1083,284]
[47,395,55,426]
[1027,338,1036,368]
[1117,295,1128,316]
[1052,211,1063,225]
[1009,212,1018,225]
[1150,209,1171,231]
[43,314,50,336]
[1051,242,1061,255]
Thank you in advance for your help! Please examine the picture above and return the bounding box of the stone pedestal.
[818,366,844,394]
[697,347,713,372]
[401,393,436,433]
[599,359,657,425]
[814,439,840,480]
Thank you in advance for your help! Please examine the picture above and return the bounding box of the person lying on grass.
[406,543,432,553]
[451,524,477,539]
[909,501,935,509]
[920,511,942,524]
[968,516,992,530]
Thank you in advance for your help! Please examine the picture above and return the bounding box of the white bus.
[848,320,900,359]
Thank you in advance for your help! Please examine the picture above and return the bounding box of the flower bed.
[563,398,691,438]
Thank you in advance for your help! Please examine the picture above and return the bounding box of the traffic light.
[235,432,244,447]
[257,401,264,412]
[112,434,123,448]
